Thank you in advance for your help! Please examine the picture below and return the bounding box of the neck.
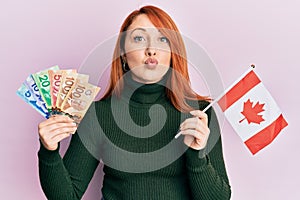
[121,72,169,104]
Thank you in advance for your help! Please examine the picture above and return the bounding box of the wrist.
[185,147,208,168]
[38,140,61,163]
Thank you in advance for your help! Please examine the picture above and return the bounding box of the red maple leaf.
[239,99,265,124]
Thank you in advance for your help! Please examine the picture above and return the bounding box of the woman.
[38,5,231,200]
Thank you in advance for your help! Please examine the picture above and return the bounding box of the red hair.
[102,5,210,112]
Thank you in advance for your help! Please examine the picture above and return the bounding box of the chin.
[143,77,164,84]
[134,76,161,84]
[131,69,168,84]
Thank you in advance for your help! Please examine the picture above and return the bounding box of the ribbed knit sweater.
[38,74,231,200]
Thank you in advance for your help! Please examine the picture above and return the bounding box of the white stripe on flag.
[224,82,282,142]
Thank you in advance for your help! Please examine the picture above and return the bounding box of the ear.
[121,55,127,63]
[120,49,127,62]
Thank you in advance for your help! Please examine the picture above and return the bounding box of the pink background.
[1,0,299,199]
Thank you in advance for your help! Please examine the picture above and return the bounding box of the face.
[123,14,171,84]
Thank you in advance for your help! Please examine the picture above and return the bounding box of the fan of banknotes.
[16,65,101,124]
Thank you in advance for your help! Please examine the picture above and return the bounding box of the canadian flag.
[217,69,288,155]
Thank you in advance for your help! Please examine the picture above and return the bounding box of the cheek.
[126,51,144,66]
[160,52,171,66]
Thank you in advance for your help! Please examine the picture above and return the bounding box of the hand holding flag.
[179,110,210,150]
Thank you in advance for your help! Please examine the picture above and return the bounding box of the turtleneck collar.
[121,71,169,105]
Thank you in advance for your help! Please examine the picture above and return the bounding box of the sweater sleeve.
[38,133,100,200]
[185,106,231,200]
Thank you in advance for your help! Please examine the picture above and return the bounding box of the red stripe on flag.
[218,70,261,112]
[244,114,288,155]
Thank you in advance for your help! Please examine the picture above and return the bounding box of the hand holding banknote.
[38,115,77,150]
[17,65,101,150]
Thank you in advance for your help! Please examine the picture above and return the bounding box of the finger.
[39,115,74,128]
[39,123,77,141]
[39,122,77,136]
[40,126,77,141]
[180,117,199,127]
[182,130,209,150]
[47,122,77,132]
[50,126,78,138]
[183,134,195,146]
[183,135,206,150]
[180,117,207,133]
[190,110,208,124]
[179,129,204,139]
[51,132,73,145]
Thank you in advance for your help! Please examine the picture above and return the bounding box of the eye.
[133,36,146,42]
[159,36,169,43]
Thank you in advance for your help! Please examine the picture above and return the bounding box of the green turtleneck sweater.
[38,74,231,200]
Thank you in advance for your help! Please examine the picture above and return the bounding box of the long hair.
[102,5,210,112]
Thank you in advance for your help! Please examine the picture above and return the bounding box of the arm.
[38,133,99,200]
[185,106,231,200]
[38,103,101,200]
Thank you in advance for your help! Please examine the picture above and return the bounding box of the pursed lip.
[145,57,158,65]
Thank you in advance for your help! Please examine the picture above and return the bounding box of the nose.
[145,39,156,56]
[145,47,156,56]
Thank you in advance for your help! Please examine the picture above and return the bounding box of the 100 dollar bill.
[49,69,76,110]
[56,71,89,110]
[61,81,100,124]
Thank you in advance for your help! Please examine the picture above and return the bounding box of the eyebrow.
[130,28,147,36]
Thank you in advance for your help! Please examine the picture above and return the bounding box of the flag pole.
[203,64,255,112]
[175,64,256,139]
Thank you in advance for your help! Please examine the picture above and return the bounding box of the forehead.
[127,14,157,31]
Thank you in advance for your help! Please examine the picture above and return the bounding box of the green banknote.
[32,65,59,109]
